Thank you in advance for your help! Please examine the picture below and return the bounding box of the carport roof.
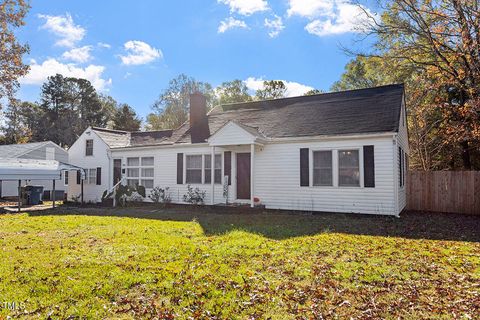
[0,158,85,181]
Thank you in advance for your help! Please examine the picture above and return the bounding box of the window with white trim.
[126,157,154,188]
[338,149,360,187]
[313,150,333,186]
[186,155,202,184]
[205,154,222,184]
[85,139,93,156]
[87,168,97,184]
[64,171,69,186]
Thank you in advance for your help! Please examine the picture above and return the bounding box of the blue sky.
[17,0,376,119]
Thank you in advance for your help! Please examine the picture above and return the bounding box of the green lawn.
[1,208,479,319]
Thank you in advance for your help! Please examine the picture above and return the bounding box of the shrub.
[127,192,143,203]
[149,187,171,204]
[102,183,146,207]
[183,185,206,205]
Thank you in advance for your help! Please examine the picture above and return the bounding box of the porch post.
[211,146,215,205]
[18,180,21,212]
[250,144,254,208]
[52,179,56,209]
[81,175,84,205]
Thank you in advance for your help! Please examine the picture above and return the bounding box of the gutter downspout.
[393,134,399,217]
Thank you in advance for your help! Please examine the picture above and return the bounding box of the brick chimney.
[189,92,210,143]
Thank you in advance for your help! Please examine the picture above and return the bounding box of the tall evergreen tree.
[37,74,106,147]
[112,104,142,131]
[1,100,40,144]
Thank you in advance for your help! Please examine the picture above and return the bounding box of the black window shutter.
[96,167,102,185]
[77,170,81,185]
[224,151,231,185]
[177,153,183,184]
[363,145,375,188]
[300,148,309,187]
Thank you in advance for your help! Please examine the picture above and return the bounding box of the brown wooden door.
[236,153,251,200]
[113,159,122,185]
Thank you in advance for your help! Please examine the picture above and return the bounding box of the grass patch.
[0,209,479,319]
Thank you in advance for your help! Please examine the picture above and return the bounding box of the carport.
[0,158,85,212]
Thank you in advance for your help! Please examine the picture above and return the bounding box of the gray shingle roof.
[0,141,51,158]
[174,84,404,144]
[92,127,173,148]
[100,84,404,148]
[92,128,130,148]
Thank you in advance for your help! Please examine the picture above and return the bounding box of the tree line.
[331,0,480,170]
[1,74,142,146]
[0,73,317,146]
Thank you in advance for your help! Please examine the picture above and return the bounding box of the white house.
[68,84,409,216]
[0,141,68,199]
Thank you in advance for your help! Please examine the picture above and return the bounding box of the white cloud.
[119,40,162,66]
[97,42,111,49]
[218,0,268,15]
[244,77,314,97]
[21,58,111,91]
[62,45,92,63]
[287,0,373,36]
[264,15,284,38]
[287,0,334,18]
[218,17,248,33]
[38,13,85,47]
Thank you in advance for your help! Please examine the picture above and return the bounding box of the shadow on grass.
[27,205,480,242]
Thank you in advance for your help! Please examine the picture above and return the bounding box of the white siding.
[110,135,397,215]
[111,145,228,205]
[396,99,409,214]
[253,137,396,215]
[209,122,256,146]
[67,129,111,203]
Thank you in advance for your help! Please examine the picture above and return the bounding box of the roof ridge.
[91,127,129,134]
[131,129,173,134]
[219,83,404,109]
[0,140,49,147]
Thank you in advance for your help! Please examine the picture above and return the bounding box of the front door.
[113,159,122,185]
[236,153,251,200]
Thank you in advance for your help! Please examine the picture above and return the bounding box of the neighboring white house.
[68,84,409,216]
[0,141,68,198]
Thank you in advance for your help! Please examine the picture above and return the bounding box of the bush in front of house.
[101,183,146,207]
[149,187,172,205]
[183,184,206,205]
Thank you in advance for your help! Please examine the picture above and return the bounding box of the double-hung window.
[186,155,202,184]
[126,157,154,188]
[313,151,333,186]
[85,139,93,156]
[140,157,154,188]
[185,154,222,184]
[338,150,360,187]
[204,154,222,184]
[87,168,97,184]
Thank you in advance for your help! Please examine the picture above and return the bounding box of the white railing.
[108,176,125,207]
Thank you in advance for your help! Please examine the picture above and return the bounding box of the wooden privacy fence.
[407,171,480,215]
